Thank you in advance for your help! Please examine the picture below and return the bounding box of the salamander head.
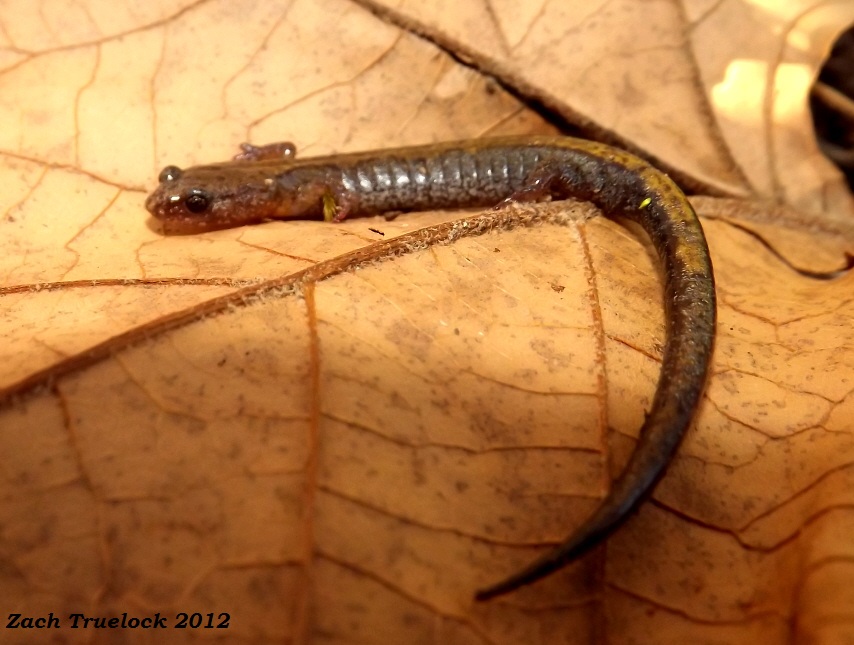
[145,164,324,234]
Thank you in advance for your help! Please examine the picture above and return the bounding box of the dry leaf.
[2,2,854,644]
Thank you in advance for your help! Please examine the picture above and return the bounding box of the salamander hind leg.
[494,162,564,209]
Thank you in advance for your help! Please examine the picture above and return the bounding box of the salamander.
[145,136,716,601]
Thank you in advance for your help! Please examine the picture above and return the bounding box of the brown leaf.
[2,2,854,644]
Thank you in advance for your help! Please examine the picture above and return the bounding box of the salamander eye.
[184,189,211,214]
[158,165,183,183]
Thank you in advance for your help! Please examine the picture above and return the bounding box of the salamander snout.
[146,163,215,218]
[145,162,283,233]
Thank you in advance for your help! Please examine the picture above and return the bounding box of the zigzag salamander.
[145,136,716,600]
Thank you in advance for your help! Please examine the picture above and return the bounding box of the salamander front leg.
[234,141,298,162]
[323,191,359,223]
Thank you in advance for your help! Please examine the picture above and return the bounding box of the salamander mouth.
[154,218,233,235]
[145,197,276,234]
[149,211,240,235]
